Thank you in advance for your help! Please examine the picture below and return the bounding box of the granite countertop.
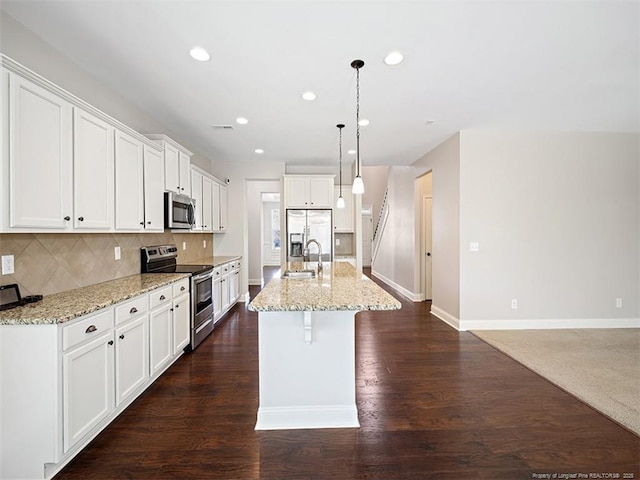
[192,255,241,267]
[248,262,401,312]
[0,273,190,326]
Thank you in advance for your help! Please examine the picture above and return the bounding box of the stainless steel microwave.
[165,192,196,229]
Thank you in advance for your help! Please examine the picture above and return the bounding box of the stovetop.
[154,264,213,275]
[140,245,213,276]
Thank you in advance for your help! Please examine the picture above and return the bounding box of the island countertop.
[0,273,189,326]
[248,262,401,312]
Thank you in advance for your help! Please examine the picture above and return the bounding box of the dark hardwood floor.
[55,268,639,479]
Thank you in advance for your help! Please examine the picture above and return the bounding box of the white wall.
[0,12,212,171]
[459,130,639,326]
[412,134,461,320]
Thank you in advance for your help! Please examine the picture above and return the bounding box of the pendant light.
[351,59,365,195]
[336,123,346,209]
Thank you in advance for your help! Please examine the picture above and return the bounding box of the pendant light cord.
[339,125,343,196]
[355,65,360,178]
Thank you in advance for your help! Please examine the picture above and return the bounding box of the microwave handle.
[188,202,195,228]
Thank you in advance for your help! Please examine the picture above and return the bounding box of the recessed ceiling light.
[189,47,210,62]
[358,119,370,126]
[236,117,248,125]
[302,91,317,101]
[347,149,356,155]
[254,149,264,154]
[425,119,436,125]
[384,51,404,66]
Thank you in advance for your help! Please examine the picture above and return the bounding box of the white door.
[114,130,144,230]
[172,294,190,354]
[63,332,114,452]
[73,107,114,230]
[9,73,73,229]
[423,196,433,301]
[115,315,149,406]
[149,304,173,375]
[143,145,164,231]
[362,213,373,267]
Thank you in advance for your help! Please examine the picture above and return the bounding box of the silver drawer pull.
[159,295,166,300]
[85,325,97,333]
[129,307,138,314]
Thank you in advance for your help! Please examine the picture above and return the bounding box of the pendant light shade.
[336,123,345,209]
[351,59,365,195]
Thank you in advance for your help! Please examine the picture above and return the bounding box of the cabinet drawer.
[172,278,189,297]
[149,285,172,309]
[221,263,230,274]
[115,294,148,325]
[62,308,114,351]
[213,266,222,278]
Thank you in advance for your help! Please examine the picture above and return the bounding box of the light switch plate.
[2,255,15,275]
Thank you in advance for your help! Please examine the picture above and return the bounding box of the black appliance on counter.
[141,245,214,350]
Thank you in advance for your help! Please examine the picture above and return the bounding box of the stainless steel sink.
[281,269,316,279]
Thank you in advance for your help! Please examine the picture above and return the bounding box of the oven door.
[191,270,214,349]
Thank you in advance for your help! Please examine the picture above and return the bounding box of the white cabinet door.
[213,276,222,321]
[308,177,333,207]
[219,185,228,232]
[334,185,354,232]
[172,293,190,354]
[212,182,220,231]
[73,107,114,230]
[190,170,203,231]
[164,142,180,194]
[149,303,173,375]
[285,177,309,208]
[114,315,149,406]
[63,331,114,453]
[115,130,144,230]
[230,267,240,302]
[221,265,231,312]
[179,151,191,197]
[143,145,164,231]
[8,72,73,229]
[202,176,213,231]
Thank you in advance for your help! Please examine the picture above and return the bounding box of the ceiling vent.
[211,125,234,130]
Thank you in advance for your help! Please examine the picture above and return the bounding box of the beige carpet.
[472,328,640,436]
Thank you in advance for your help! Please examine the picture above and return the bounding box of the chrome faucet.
[304,238,323,274]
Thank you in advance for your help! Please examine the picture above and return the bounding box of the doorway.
[362,206,373,267]
[422,195,432,301]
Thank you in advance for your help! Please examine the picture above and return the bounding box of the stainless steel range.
[141,245,214,350]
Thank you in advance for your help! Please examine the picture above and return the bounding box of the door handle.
[426,252,431,256]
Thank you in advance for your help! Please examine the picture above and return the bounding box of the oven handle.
[192,269,213,282]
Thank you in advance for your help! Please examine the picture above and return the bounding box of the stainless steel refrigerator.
[286,209,332,262]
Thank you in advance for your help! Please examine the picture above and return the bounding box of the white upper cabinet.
[115,130,144,231]
[146,134,192,197]
[5,71,73,230]
[283,175,334,208]
[143,144,164,231]
[334,185,354,232]
[219,184,228,232]
[190,169,203,231]
[202,176,213,232]
[73,107,114,230]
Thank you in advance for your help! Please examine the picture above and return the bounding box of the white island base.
[255,310,360,430]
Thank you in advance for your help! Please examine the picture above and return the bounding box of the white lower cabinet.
[213,258,242,322]
[115,315,149,406]
[0,278,189,479]
[221,263,231,313]
[62,324,114,453]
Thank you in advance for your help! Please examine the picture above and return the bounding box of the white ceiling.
[1,1,638,167]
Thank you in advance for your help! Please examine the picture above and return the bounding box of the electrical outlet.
[183,242,187,250]
[616,298,622,308]
[511,299,518,309]
[203,240,207,249]
[114,246,121,260]
[469,242,479,252]
[335,238,341,246]
[1,255,15,275]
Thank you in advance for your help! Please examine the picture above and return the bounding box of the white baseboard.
[249,277,263,286]
[430,305,460,330]
[370,269,421,302]
[462,317,640,331]
[255,405,360,430]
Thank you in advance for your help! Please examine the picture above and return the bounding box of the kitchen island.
[248,261,400,430]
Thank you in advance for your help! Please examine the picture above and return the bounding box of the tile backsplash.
[0,232,213,296]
